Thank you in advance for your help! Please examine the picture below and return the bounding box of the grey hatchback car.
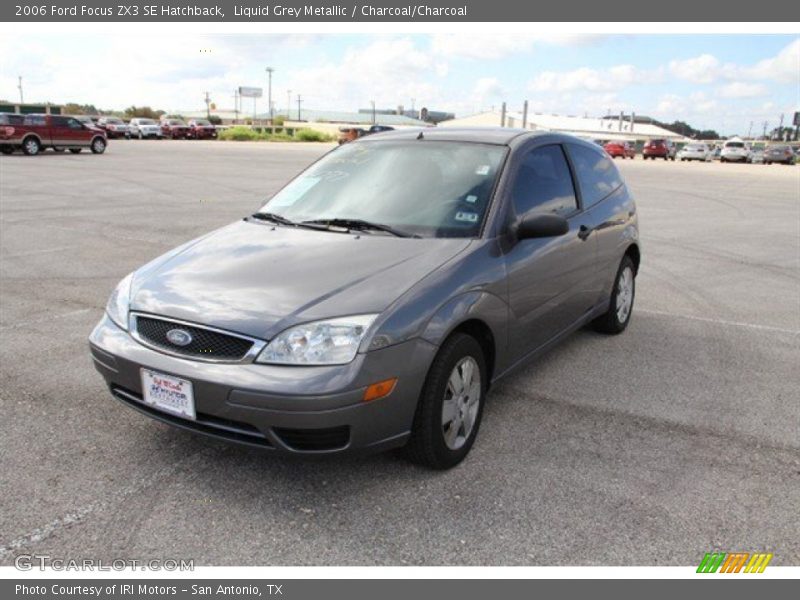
[90,128,640,469]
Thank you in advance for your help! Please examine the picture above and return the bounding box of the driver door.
[503,143,599,359]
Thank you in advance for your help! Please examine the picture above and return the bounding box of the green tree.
[124,106,165,120]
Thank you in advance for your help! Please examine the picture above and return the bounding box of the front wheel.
[592,255,636,334]
[402,333,487,469]
[90,137,106,154]
[0,147,13,155]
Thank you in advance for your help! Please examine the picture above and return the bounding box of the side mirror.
[516,213,569,240]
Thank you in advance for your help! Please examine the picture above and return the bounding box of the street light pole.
[265,67,274,123]
[18,76,23,104]
[286,90,291,118]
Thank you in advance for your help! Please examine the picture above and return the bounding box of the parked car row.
[600,137,797,165]
[0,113,107,155]
[338,124,395,144]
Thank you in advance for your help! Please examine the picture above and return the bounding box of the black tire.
[90,137,106,154]
[402,333,487,470]
[21,136,41,156]
[69,148,81,154]
[1,146,14,154]
[592,255,636,335]
[53,148,66,153]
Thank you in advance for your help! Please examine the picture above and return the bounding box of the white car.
[720,138,751,163]
[128,118,163,140]
[678,143,712,162]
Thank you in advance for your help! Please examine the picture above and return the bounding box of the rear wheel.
[402,333,487,469]
[592,255,636,335]
[21,137,41,156]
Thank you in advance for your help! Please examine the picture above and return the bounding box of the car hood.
[130,220,472,340]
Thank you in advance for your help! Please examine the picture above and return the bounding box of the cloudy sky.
[1,33,797,134]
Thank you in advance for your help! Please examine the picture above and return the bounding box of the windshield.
[138,119,156,125]
[195,120,211,125]
[726,142,745,149]
[259,141,507,238]
[106,118,123,124]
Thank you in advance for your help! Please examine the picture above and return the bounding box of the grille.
[274,426,350,452]
[135,316,254,360]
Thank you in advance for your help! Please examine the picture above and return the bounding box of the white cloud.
[655,91,718,117]
[429,33,605,60]
[285,38,442,111]
[668,54,721,84]
[718,82,769,98]
[529,64,661,93]
[472,77,505,102]
[733,38,800,84]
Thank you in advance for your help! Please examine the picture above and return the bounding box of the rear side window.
[567,143,623,209]
[511,144,578,218]
[50,116,69,127]
[0,114,24,125]
[23,115,46,126]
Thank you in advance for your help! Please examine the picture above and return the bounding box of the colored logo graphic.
[697,552,773,573]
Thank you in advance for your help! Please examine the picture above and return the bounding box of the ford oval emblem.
[166,328,193,347]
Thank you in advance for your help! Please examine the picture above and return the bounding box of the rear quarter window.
[567,143,624,209]
[0,114,24,125]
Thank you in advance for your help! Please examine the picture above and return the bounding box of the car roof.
[354,127,546,146]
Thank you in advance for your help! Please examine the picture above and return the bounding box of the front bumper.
[89,313,437,455]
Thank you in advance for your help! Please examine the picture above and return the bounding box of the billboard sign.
[239,86,263,98]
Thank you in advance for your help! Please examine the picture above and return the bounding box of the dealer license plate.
[140,369,195,420]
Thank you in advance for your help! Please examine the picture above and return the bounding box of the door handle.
[578,225,594,241]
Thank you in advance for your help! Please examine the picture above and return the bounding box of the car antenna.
[416,131,424,140]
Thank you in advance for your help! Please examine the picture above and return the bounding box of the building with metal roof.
[439,111,689,142]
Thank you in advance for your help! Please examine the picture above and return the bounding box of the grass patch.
[218,126,334,143]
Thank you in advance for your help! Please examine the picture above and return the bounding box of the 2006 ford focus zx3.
[89,128,640,469]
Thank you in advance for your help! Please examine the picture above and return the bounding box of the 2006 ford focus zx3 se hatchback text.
[90,128,640,469]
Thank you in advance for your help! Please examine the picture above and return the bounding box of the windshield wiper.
[300,218,418,238]
[249,212,296,226]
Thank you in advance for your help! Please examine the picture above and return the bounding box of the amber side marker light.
[363,378,398,402]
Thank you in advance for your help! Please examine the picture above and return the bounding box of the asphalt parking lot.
[1,141,798,566]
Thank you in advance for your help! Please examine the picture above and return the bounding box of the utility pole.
[371,100,376,124]
[17,76,23,104]
[296,94,302,121]
[265,67,274,123]
[204,92,211,119]
[747,121,753,140]
[233,89,240,123]
[411,98,415,113]
[286,90,291,118]
[522,100,528,129]
[762,121,768,139]
[500,102,506,127]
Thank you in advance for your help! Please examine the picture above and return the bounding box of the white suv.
[128,118,163,140]
[720,138,751,163]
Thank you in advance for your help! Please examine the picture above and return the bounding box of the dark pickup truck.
[0,113,108,155]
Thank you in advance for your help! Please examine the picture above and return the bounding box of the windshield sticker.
[465,194,478,204]
[475,165,491,176]
[455,211,479,223]
[268,176,321,207]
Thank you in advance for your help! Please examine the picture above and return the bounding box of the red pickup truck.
[0,113,108,156]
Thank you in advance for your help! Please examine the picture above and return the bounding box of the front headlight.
[105,272,133,330]
[256,315,378,365]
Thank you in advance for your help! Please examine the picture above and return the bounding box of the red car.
[0,113,107,156]
[643,138,676,160]
[160,118,189,139]
[604,141,636,159]
[187,119,218,140]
